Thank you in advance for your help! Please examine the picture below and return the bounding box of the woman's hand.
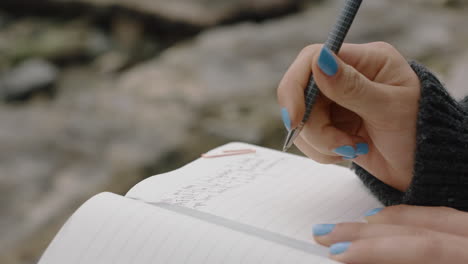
[277,42,421,191]
[312,206,468,264]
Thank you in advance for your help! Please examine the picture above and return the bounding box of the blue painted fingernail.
[333,146,355,158]
[356,143,369,155]
[318,47,338,76]
[281,108,291,131]
[365,208,384,217]
[330,242,351,255]
[313,224,335,236]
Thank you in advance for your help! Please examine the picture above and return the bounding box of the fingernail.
[281,108,292,131]
[365,208,384,217]
[356,143,369,155]
[333,146,356,158]
[318,47,338,76]
[313,224,336,236]
[343,155,358,160]
[330,242,351,255]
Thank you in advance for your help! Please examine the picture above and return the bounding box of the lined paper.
[127,142,383,243]
[39,193,338,264]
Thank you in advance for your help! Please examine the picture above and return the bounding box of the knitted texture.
[353,61,468,211]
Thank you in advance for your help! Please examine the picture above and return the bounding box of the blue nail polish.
[318,47,339,76]
[313,224,335,236]
[356,143,369,155]
[281,108,292,131]
[330,242,351,255]
[365,208,384,217]
[333,146,355,158]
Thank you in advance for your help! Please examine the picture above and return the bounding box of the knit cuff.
[353,61,468,210]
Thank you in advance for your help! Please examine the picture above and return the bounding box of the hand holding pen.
[277,11,422,190]
[282,0,363,152]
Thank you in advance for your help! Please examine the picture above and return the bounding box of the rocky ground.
[0,0,467,263]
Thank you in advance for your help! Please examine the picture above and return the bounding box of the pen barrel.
[324,0,363,53]
[283,0,363,152]
[302,0,362,123]
[302,78,320,122]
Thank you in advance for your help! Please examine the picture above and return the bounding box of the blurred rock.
[0,66,195,263]
[0,11,9,29]
[446,52,468,100]
[111,14,145,53]
[407,0,466,6]
[93,51,130,74]
[50,0,303,26]
[1,0,468,264]
[0,19,111,62]
[118,0,467,108]
[0,59,59,102]
[106,14,160,69]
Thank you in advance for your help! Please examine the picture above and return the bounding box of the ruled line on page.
[137,200,328,258]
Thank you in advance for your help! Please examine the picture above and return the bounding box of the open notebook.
[39,142,382,264]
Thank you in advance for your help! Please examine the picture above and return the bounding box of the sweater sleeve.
[353,61,468,211]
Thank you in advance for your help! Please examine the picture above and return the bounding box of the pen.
[282,0,363,152]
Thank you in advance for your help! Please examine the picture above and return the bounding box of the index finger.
[277,44,323,128]
[277,42,398,127]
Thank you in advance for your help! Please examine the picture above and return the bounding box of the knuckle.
[299,44,322,58]
[371,41,397,53]
[340,66,364,99]
[352,223,368,239]
[380,205,409,221]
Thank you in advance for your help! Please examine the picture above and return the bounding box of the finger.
[299,96,367,157]
[294,136,342,164]
[278,42,410,127]
[277,44,322,128]
[366,205,468,237]
[337,42,412,85]
[311,46,392,119]
[313,222,430,247]
[330,234,468,264]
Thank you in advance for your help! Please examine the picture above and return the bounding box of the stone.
[118,0,468,108]
[0,11,9,29]
[408,0,466,6]
[0,59,59,102]
[1,1,468,263]
[93,50,130,74]
[0,18,111,62]
[0,66,196,263]
[446,52,468,100]
[49,0,303,26]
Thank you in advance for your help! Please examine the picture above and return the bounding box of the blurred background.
[0,0,467,263]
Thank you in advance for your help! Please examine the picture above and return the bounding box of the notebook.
[38,142,383,264]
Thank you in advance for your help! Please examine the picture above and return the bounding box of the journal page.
[127,142,383,243]
[39,192,337,264]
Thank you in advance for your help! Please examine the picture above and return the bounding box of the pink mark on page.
[201,149,256,159]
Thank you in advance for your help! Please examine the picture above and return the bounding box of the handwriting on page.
[159,155,286,209]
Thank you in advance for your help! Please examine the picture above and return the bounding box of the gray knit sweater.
[353,61,468,211]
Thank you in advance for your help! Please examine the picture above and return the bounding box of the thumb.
[312,46,389,118]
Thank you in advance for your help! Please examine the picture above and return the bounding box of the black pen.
[282,0,363,152]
